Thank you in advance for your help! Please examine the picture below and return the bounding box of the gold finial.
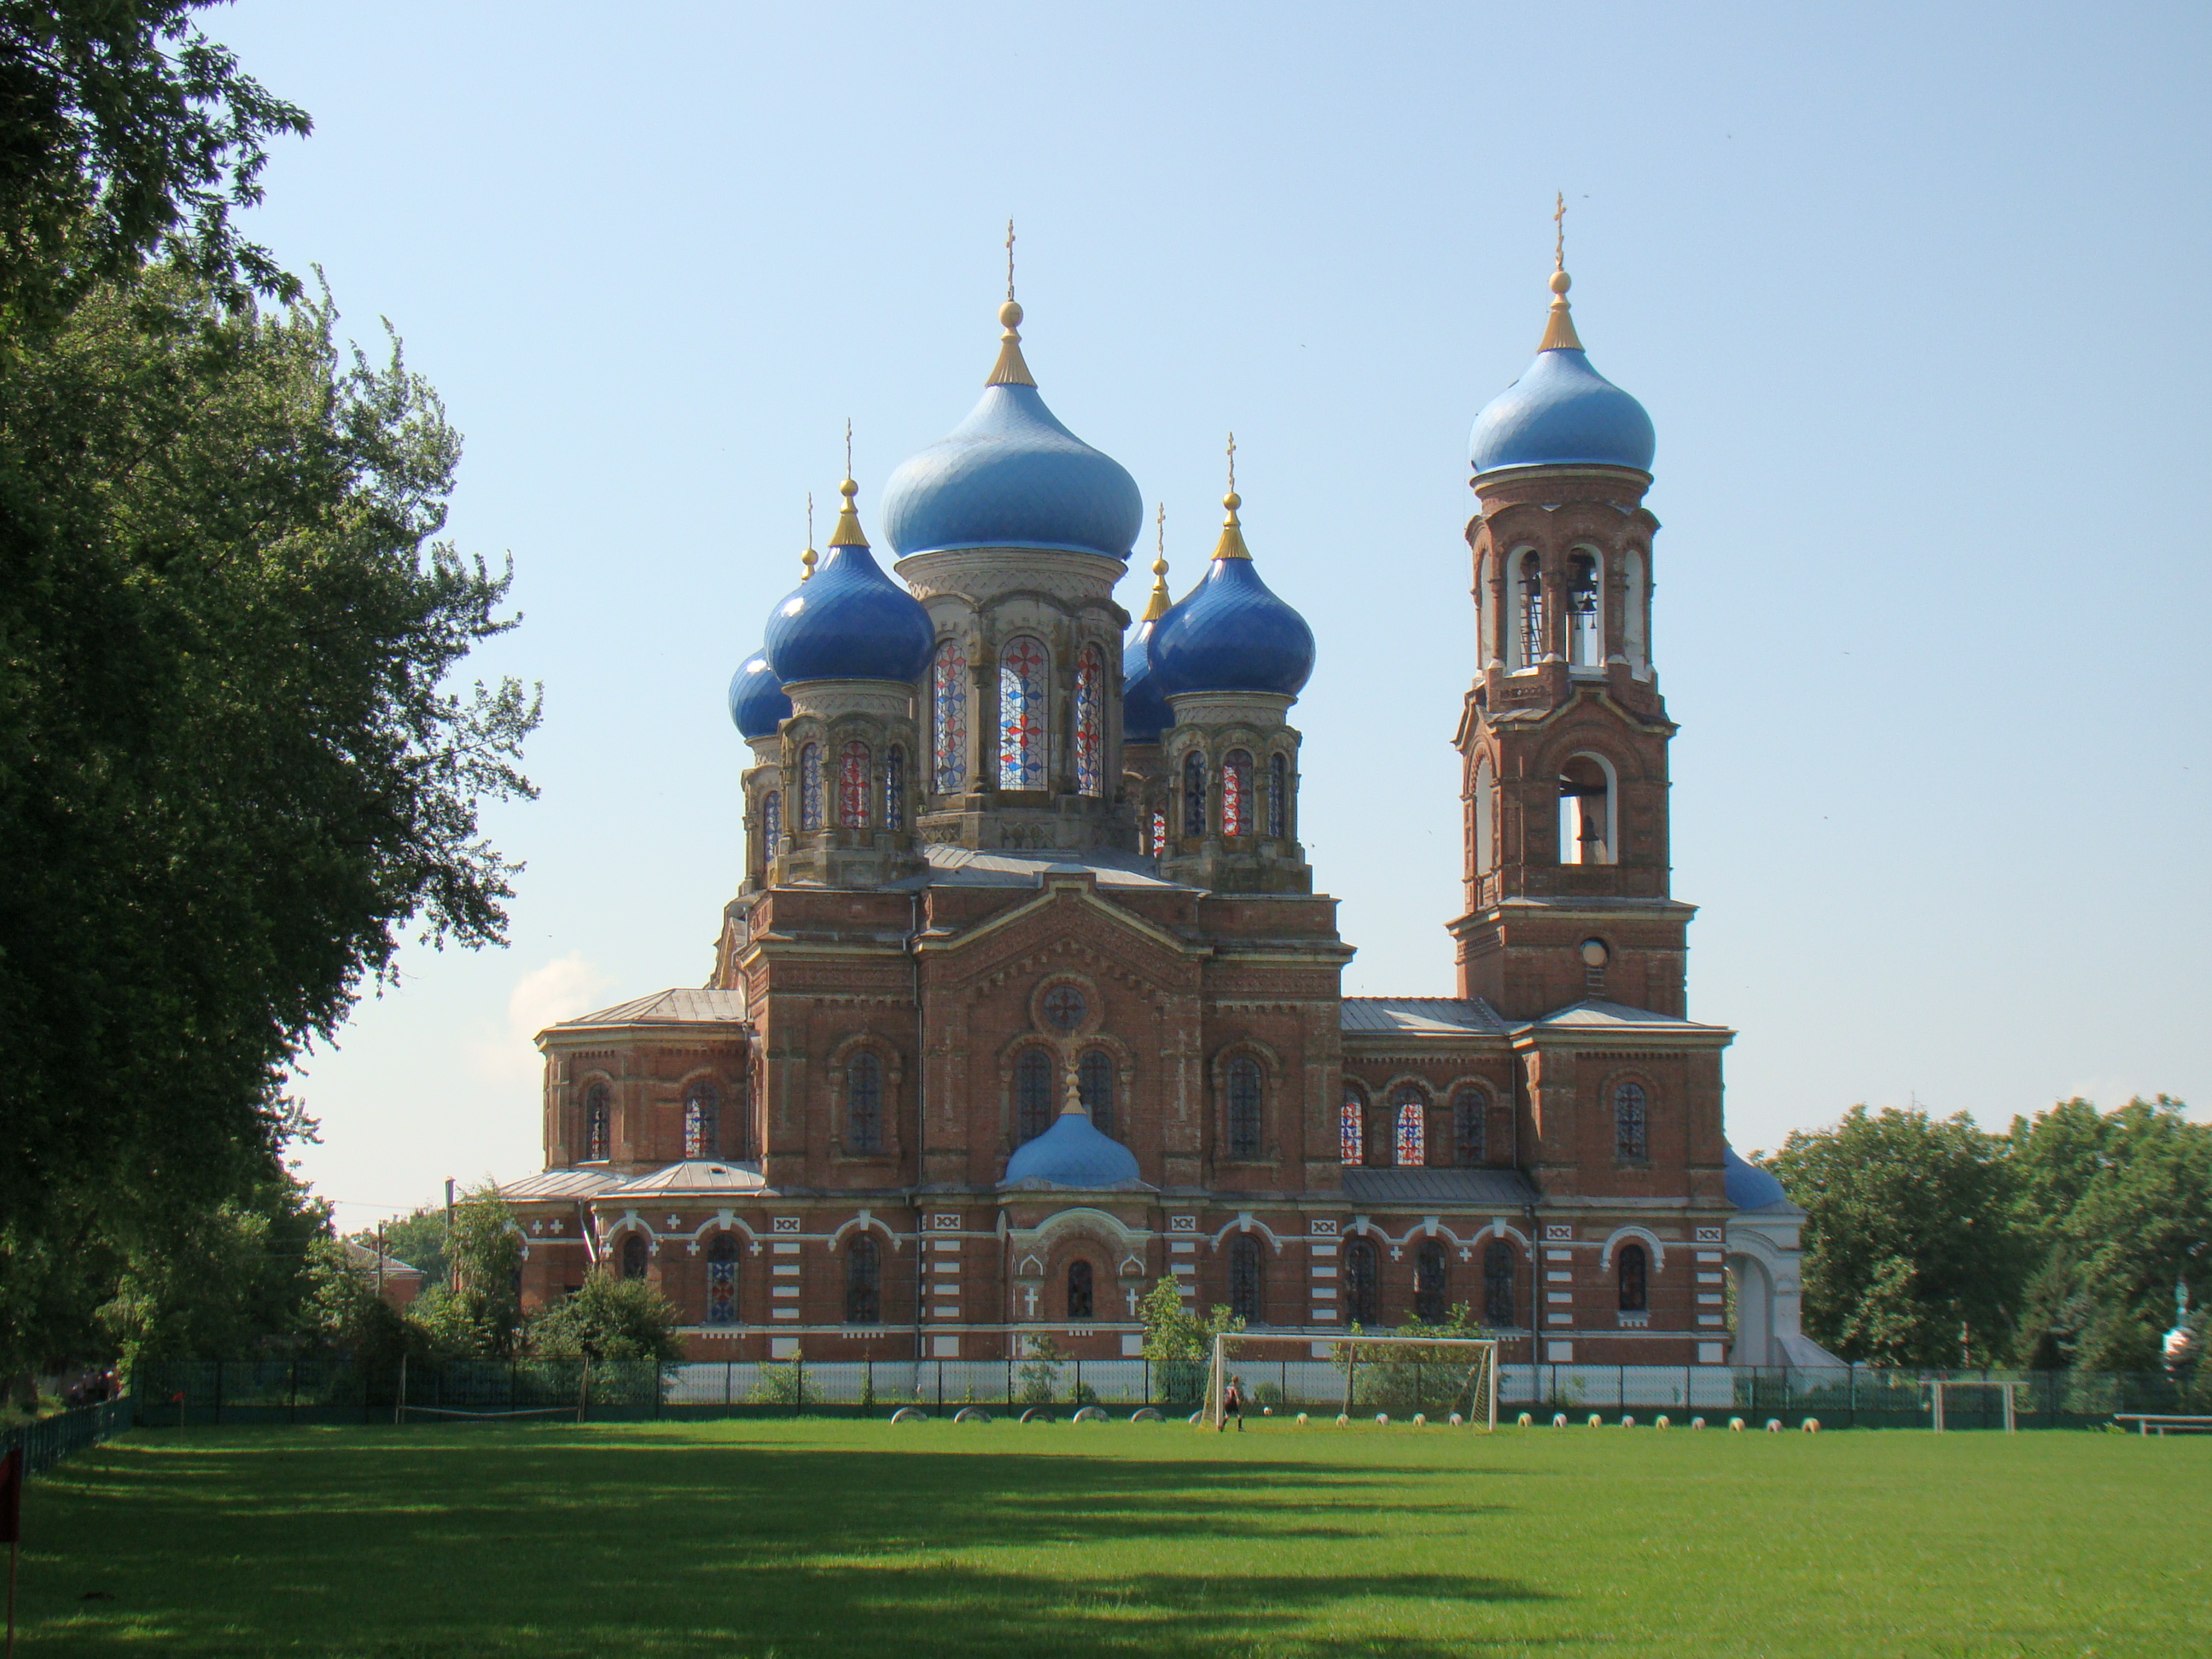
[1141,503,1173,620]
[801,492,817,580]
[986,218,1038,387]
[1062,1057,1087,1119]
[1214,433,1252,561]
[827,453,870,549]
[844,417,853,480]
[1539,191,1584,351]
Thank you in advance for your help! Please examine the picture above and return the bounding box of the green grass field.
[10,1418,2208,1657]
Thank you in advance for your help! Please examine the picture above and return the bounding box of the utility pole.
[375,1221,386,1301]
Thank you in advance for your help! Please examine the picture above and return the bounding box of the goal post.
[1926,1378,2021,1434]
[1203,1332,1500,1431]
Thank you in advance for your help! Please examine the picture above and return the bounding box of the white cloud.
[465,952,614,1084]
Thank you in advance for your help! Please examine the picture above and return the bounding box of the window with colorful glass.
[683,1080,719,1160]
[1339,1086,1365,1166]
[1394,1086,1427,1167]
[1150,804,1168,856]
[1074,643,1104,797]
[838,741,870,829]
[932,640,967,795]
[883,747,905,830]
[998,635,1049,789]
[798,742,823,829]
[1221,749,1253,835]
[760,790,781,865]
[706,1233,738,1324]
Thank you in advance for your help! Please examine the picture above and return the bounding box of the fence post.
[725,1359,733,1409]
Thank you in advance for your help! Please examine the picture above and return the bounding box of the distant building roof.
[1342,998,1509,1037]
[495,1167,630,1202]
[607,1161,771,1198]
[550,987,748,1031]
[1527,998,1730,1033]
[1339,1168,1540,1205]
[894,845,1185,891]
[341,1238,424,1278]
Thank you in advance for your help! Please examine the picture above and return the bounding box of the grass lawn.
[10,1417,2208,1657]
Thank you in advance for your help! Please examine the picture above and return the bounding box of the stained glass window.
[846,1233,881,1324]
[1230,1235,1263,1323]
[706,1233,738,1324]
[584,1082,610,1161]
[839,741,870,829]
[1226,1057,1263,1159]
[1079,1049,1115,1138]
[883,747,905,830]
[1618,1243,1648,1313]
[1150,805,1168,855]
[1222,749,1252,835]
[847,1052,883,1154]
[1415,1239,1448,1323]
[1340,1088,1365,1166]
[683,1080,719,1160]
[1074,643,1104,797]
[1067,1259,1094,1319]
[1483,1240,1515,1326]
[620,1232,648,1282]
[760,790,781,864]
[932,641,968,795]
[1183,750,1206,836]
[1344,1237,1379,1328]
[998,635,1049,789]
[1041,984,1086,1032]
[798,742,823,830]
[1453,1086,1487,1167]
[1394,1086,1427,1167]
[1015,1049,1054,1142]
[1615,1081,1649,1162]
[1267,752,1287,838]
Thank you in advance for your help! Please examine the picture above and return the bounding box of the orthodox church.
[498,249,1835,1371]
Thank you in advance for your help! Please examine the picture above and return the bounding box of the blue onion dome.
[1003,1092,1144,1190]
[1724,1146,1792,1212]
[727,648,791,740]
[1121,540,1175,742]
[878,300,1144,559]
[1468,265,1655,477]
[1148,487,1316,700]
[763,478,934,684]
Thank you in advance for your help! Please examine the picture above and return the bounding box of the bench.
[2113,1413,2212,1437]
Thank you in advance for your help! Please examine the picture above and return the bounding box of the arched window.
[1567,549,1602,667]
[1558,753,1615,865]
[760,789,782,866]
[1452,1086,1487,1167]
[1225,1056,1263,1159]
[1622,547,1649,677]
[1074,644,1104,797]
[1483,1240,1516,1327]
[847,1051,884,1154]
[998,635,1049,789]
[883,746,905,830]
[1516,550,1545,668]
[620,1232,648,1282]
[1340,1087,1365,1166]
[1618,1243,1649,1313]
[1015,1049,1055,1143]
[1472,755,1494,878]
[1230,1235,1264,1323]
[1078,1049,1115,1138]
[705,1233,739,1324]
[1182,750,1207,836]
[838,741,870,829]
[932,640,968,795]
[1344,1237,1380,1328]
[1221,749,1252,835]
[798,742,823,830]
[583,1082,611,1161]
[683,1080,720,1160]
[1267,752,1287,839]
[1067,1259,1094,1319]
[1150,804,1168,856]
[1394,1086,1426,1167]
[1414,1239,1448,1323]
[845,1233,881,1324]
[1615,1082,1649,1162]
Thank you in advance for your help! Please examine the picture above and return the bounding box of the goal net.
[1204,1332,1500,1431]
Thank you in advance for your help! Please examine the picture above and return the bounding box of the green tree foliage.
[352,1209,451,1295]
[0,0,309,330]
[1767,1105,2028,1367]
[527,1272,684,1365]
[407,1185,524,1359]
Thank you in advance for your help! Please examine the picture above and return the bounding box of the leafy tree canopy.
[528,1272,684,1365]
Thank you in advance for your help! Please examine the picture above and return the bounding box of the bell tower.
[1449,242,1694,1020]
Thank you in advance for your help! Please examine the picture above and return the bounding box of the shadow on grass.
[20,1429,1545,1657]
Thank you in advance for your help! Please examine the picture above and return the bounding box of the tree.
[408,1185,523,1359]
[528,1272,683,1365]
[1766,1105,2029,1367]
[0,270,538,1379]
[352,1209,451,1295]
[1137,1281,1243,1406]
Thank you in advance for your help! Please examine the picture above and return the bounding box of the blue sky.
[207,1,2212,1226]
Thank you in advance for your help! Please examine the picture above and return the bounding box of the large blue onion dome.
[1148,487,1316,700]
[1724,1146,1794,1212]
[1468,265,1655,478]
[763,479,934,684]
[727,648,791,740]
[1003,1089,1144,1191]
[1121,541,1175,742]
[878,300,1144,560]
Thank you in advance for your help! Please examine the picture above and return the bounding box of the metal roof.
[607,1161,771,1197]
[1340,998,1509,1037]
[891,845,1186,891]
[552,987,748,1030]
[1529,998,1728,1033]
[1339,1167,1539,1205]
[495,1167,629,1201]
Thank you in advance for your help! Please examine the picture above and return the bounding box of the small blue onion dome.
[1121,546,1175,742]
[1468,266,1655,477]
[879,300,1144,559]
[1724,1146,1792,1212]
[728,649,791,740]
[1003,1101,1144,1190]
[763,479,934,684]
[1148,489,1315,700]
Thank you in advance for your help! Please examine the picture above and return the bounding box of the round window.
[1040,984,1088,1032]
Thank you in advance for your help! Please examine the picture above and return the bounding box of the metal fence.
[2,1395,133,1478]
[127,1356,2203,1429]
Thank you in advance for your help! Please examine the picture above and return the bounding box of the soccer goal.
[1203,1332,1500,1431]
[1925,1378,2023,1434]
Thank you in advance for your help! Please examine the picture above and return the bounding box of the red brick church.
[498,253,1836,1372]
